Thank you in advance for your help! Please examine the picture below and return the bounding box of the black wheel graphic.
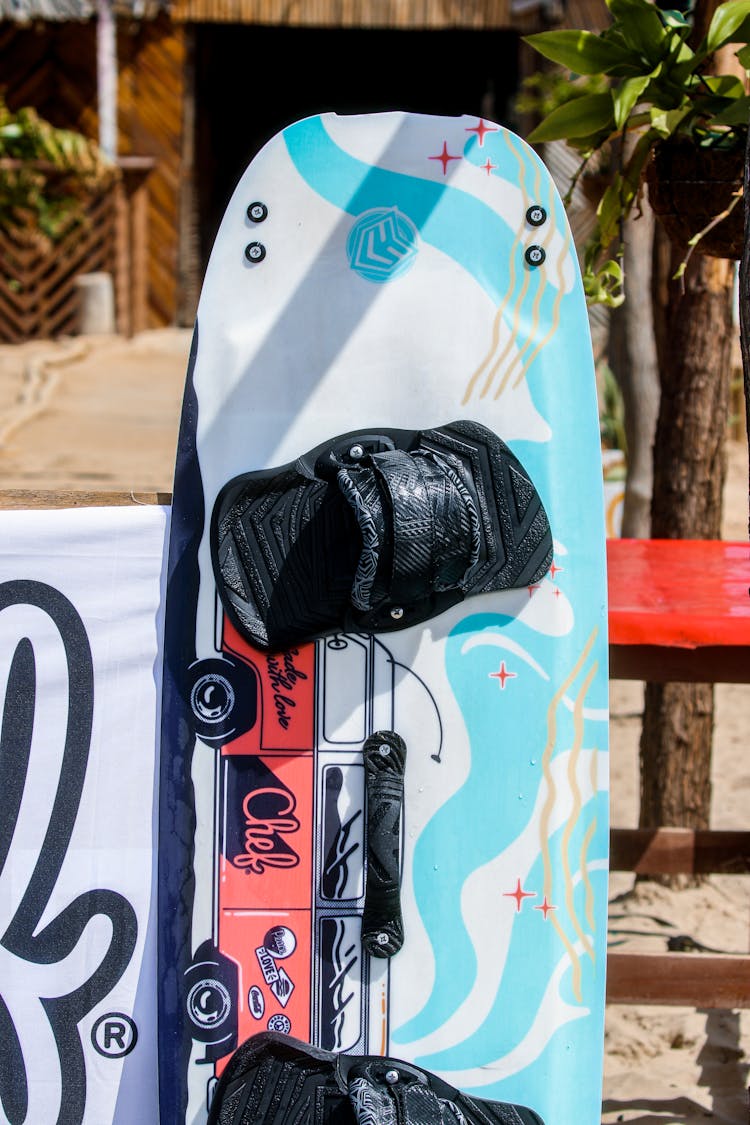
[184,941,238,1058]
[187,657,258,745]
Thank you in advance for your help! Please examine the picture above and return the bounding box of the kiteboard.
[158,110,610,1125]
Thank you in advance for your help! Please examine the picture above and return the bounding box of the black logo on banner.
[0,580,138,1125]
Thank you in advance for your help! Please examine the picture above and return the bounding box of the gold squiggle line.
[479,267,531,399]
[462,253,518,405]
[511,223,572,393]
[538,627,598,1002]
[581,816,597,933]
[558,661,598,965]
[462,131,526,405]
[494,156,555,399]
[477,136,533,401]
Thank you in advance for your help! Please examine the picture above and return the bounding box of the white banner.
[0,505,167,1125]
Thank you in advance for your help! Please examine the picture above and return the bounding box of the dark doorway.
[194,25,520,270]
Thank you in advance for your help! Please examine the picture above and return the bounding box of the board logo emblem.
[346,208,418,283]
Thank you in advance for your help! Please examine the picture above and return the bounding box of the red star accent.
[527,584,539,597]
[554,588,562,599]
[489,660,517,689]
[503,878,536,912]
[481,158,497,176]
[549,561,563,579]
[429,141,461,175]
[466,119,499,147]
[534,895,557,920]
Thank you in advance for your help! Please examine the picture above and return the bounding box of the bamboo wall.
[0,16,186,330]
[170,0,513,28]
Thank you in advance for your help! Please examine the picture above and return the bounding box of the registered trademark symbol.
[91,1012,138,1058]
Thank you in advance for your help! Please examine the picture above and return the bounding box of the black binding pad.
[211,419,553,652]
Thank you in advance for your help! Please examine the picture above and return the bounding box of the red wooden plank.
[607,539,750,649]
[610,827,750,874]
[607,951,750,1008]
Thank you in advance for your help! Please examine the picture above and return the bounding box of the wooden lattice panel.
[0,18,187,330]
[0,189,116,343]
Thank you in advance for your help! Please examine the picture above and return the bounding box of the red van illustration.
[182,605,439,1104]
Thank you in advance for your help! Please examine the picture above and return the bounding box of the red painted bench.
[606,537,750,1007]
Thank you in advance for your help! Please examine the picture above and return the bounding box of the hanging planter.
[523,0,750,306]
[646,137,745,260]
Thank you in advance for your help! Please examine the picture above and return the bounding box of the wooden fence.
[0,158,155,344]
[0,183,116,343]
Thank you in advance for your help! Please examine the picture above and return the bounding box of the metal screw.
[390,607,404,620]
[385,1069,400,1084]
[378,743,391,757]
[526,205,547,227]
[245,241,266,263]
[349,443,365,459]
[525,245,545,267]
[247,201,268,223]
[376,932,390,947]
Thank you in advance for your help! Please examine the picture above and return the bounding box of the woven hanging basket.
[646,136,745,260]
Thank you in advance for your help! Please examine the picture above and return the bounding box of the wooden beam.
[0,490,171,510]
[607,951,750,1008]
[610,642,750,684]
[611,827,750,875]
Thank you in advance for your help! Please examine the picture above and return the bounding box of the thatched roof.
[0,0,166,20]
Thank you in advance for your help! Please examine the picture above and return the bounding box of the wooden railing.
[0,156,155,343]
[607,537,750,1009]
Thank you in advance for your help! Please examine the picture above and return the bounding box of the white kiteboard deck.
[158,111,609,1125]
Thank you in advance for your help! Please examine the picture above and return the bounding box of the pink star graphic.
[429,141,461,175]
[534,895,557,920]
[503,878,536,912]
[481,158,497,176]
[466,119,499,147]
[489,661,517,689]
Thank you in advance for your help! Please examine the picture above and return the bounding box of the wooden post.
[96,0,118,161]
[738,115,750,538]
[115,157,156,338]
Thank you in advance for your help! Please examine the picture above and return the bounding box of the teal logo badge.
[347,208,418,283]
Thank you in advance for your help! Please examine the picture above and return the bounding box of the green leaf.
[706,0,750,51]
[526,92,615,143]
[649,104,692,136]
[709,93,750,125]
[613,75,650,128]
[523,30,636,74]
[736,43,750,67]
[597,175,625,246]
[608,0,669,60]
[701,74,746,98]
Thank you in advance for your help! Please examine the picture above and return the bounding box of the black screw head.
[247,201,268,223]
[525,244,546,267]
[244,241,266,263]
[526,205,547,227]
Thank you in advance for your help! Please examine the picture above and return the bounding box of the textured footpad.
[211,420,553,651]
[207,1032,546,1125]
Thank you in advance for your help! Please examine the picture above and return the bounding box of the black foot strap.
[206,1032,546,1125]
[362,730,407,958]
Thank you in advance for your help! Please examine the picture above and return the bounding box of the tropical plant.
[0,96,117,247]
[524,0,750,305]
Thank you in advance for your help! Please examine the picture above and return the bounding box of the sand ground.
[1,327,749,1123]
